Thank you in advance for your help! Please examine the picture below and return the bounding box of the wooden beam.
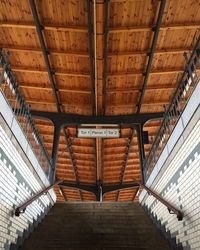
[0,45,192,57]
[23,84,171,95]
[0,45,89,57]
[107,68,183,77]
[19,98,169,107]
[0,21,88,32]
[109,23,200,33]
[106,102,169,108]
[11,67,90,77]
[19,84,91,94]
[1,21,199,33]
[10,66,184,77]
[107,85,175,93]
[108,47,192,57]
[109,0,144,2]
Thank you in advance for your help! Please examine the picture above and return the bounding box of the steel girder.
[29,110,163,189]
[136,124,146,183]
[87,0,95,115]
[102,0,110,115]
[29,0,83,200]
[59,181,140,200]
[116,128,135,201]
[136,0,167,113]
[30,110,164,128]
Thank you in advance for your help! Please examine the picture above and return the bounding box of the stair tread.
[20,203,172,250]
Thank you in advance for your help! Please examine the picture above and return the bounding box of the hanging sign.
[78,128,120,138]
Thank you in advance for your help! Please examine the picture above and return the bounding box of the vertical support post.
[87,0,95,115]
[96,181,102,202]
[50,124,61,184]
[136,124,145,183]
[94,138,98,184]
[0,66,4,87]
[102,0,110,115]
[0,50,10,87]
[183,52,195,85]
[59,187,68,202]
[132,187,139,202]
[101,139,105,184]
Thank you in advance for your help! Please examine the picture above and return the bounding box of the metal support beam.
[29,0,61,112]
[183,52,195,85]
[136,124,145,183]
[94,139,98,183]
[58,181,140,197]
[132,187,139,202]
[49,125,61,183]
[101,139,105,183]
[63,128,83,201]
[30,110,164,127]
[59,187,68,202]
[87,0,95,115]
[102,0,110,115]
[116,128,135,201]
[29,0,82,200]
[96,180,103,202]
[136,0,167,113]
[15,179,183,220]
[59,182,98,196]
[0,50,9,86]
[102,183,139,195]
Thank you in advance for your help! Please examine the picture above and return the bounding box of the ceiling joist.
[0,45,192,57]
[1,21,199,33]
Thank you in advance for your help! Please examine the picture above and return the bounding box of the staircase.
[20,202,172,250]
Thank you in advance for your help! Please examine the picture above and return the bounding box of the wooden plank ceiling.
[0,0,199,202]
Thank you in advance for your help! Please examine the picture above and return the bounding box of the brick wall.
[140,106,200,249]
[0,118,56,249]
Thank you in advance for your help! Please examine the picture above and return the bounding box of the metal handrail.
[15,180,63,216]
[138,181,183,221]
[144,31,200,180]
[14,178,183,220]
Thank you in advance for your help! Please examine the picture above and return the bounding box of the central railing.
[0,49,52,177]
[144,30,200,181]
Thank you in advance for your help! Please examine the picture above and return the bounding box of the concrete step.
[20,202,172,250]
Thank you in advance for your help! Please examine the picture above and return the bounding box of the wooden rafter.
[1,21,200,33]
[0,45,192,57]
[10,66,185,77]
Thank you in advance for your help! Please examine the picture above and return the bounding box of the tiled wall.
[140,111,200,249]
[0,120,56,249]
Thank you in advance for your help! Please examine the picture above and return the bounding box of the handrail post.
[15,180,63,216]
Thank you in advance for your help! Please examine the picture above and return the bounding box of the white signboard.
[78,128,120,138]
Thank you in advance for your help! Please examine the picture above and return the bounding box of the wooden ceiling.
[0,0,199,202]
